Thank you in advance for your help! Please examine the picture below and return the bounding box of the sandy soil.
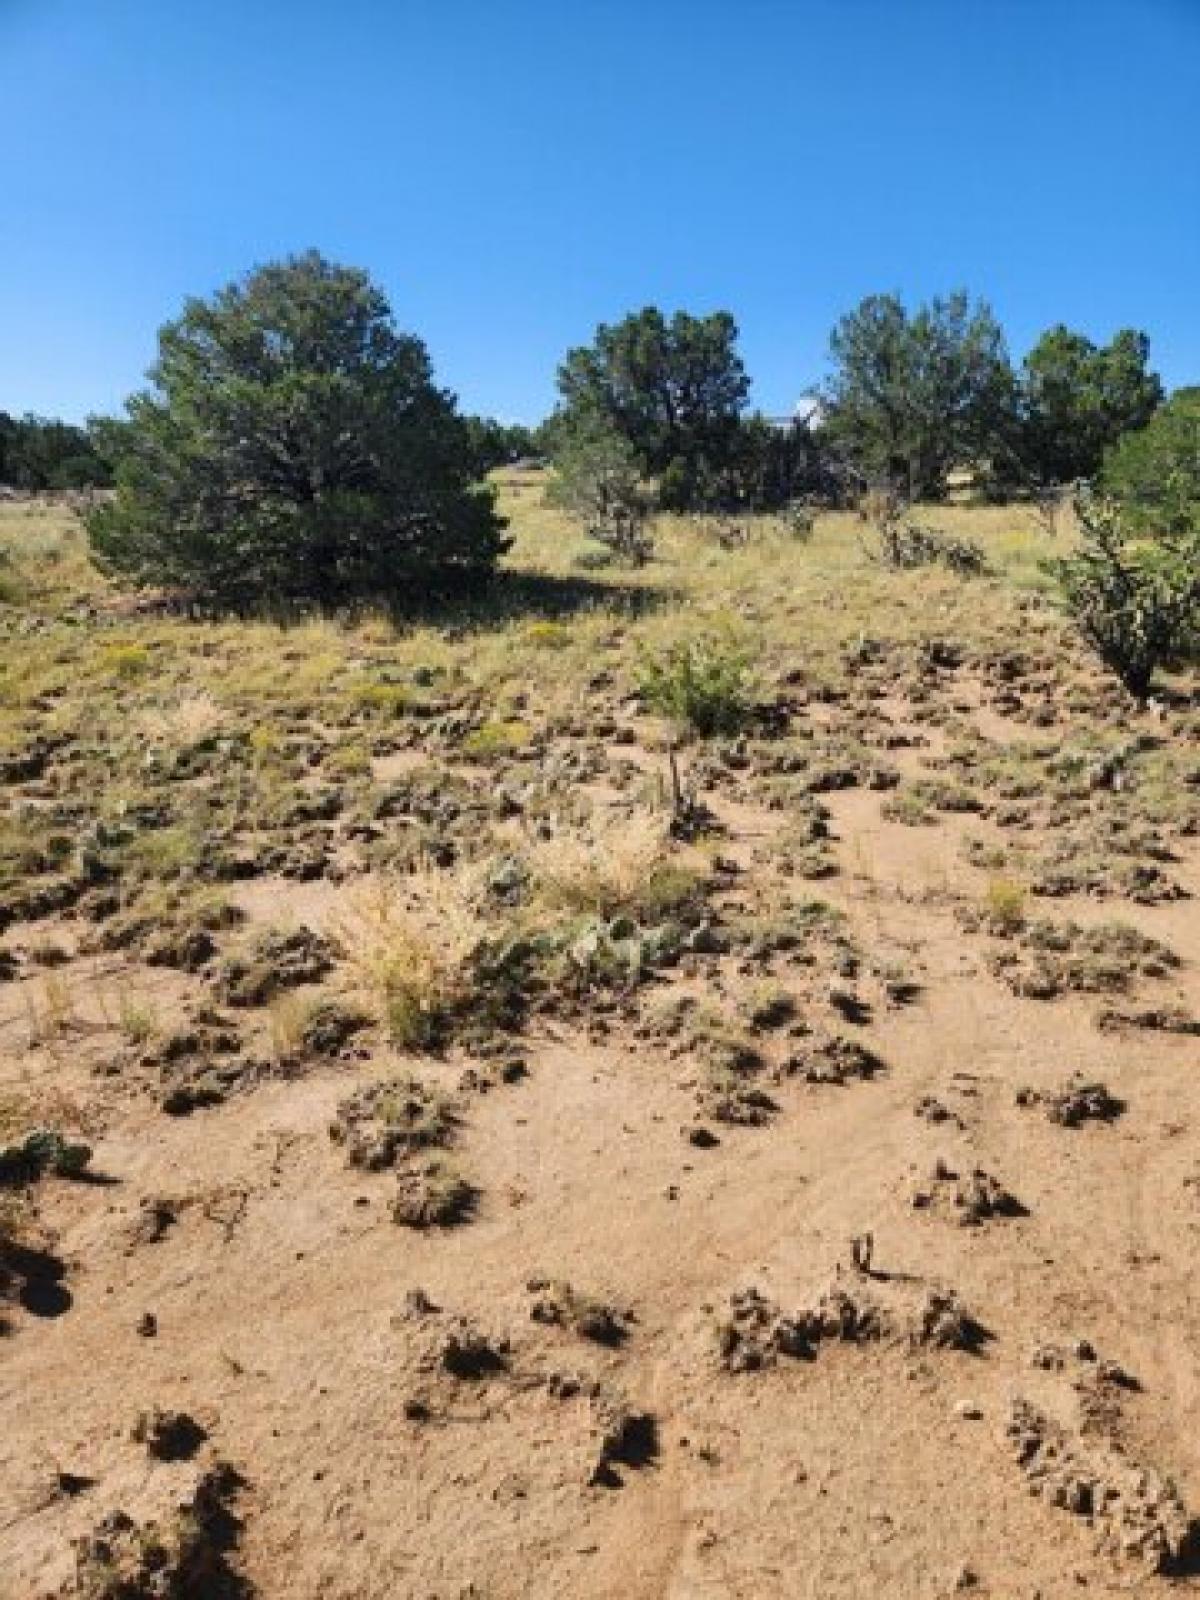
[3,679,1200,1599]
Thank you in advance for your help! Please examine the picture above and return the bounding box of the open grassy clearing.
[2,477,1200,1598]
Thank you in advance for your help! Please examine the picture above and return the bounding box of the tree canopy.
[461,415,538,478]
[822,291,1015,500]
[1101,386,1200,535]
[1020,325,1162,486]
[0,412,111,491]
[88,251,507,607]
[554,306,750,507]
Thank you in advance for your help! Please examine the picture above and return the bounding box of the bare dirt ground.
[2,487,1199,1597]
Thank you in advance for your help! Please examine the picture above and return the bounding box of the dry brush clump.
[1006,1397,1197,1573]
[336,873,492,1049]
[911,1159,1027,1225]
[330,1072,479,1229]
[336,818,713,1049]
[714,1277,985,1373]
[330,1074,459,1170]
[525,813,710,927]
[1016,1077,1125,1127]
[527,1275,635,1346]
[982,916,1178,999]
[391,1161,479,1228]
[70,1460,247,1599]
[859,490,988,576]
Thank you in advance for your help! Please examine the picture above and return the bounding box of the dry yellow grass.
[527,813,708,923]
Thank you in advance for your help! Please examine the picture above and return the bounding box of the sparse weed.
[267,991,310,1061]
[118,992,160,1045]
[984,876,1028,934]
[25,970,75,1043]
[461,719,532,761]
[99,642,152,680]
[0,1189,30,1249]
[339,876,487,1050]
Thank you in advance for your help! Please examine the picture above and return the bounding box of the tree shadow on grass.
[381,567,679,630]
[129,566,679,633]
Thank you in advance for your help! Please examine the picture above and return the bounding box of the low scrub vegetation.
[639,632,756,738]
[1054,492,1200,699]
[547,417,655,565]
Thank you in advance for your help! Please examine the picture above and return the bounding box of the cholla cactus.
[1055,490,1200,699]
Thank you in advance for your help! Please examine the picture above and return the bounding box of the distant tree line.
[0,411,111,491]
[545,293,1166,517]
[2,249,1186,611]
[460,415,538,477]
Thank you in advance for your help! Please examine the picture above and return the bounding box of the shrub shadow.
[2,1239,72,1319]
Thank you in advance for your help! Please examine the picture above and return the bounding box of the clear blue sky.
[1,0,1197,425]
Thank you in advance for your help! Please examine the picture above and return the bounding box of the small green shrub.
[522,620,571,648]
[779,500,816,541]
[639,634,755,738]
[352,681,411,718]
[0,549,27,606]
[0,1126,92,1185]
[984,876,1027,934]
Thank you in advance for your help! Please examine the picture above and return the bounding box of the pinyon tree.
[89,252,507,606]
[1020,325,1162,487]
[554,306,750,508]
[823,291,1016,500]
